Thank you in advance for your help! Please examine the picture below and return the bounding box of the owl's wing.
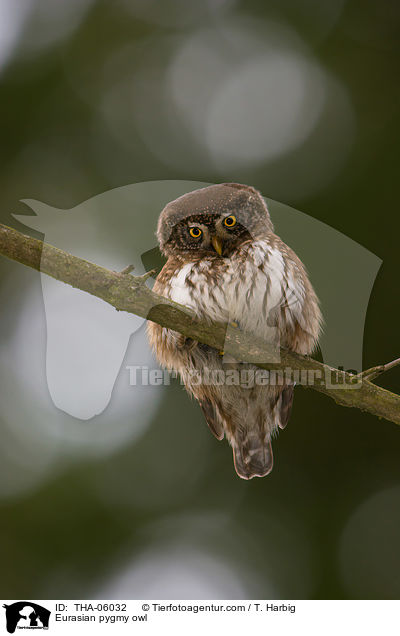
[278,385,294,429]
[262,243,322,355]
[198,398,225,440]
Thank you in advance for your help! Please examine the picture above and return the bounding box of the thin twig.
[358,357,400,382]
[135,269,156,282]
[119,264,135,275]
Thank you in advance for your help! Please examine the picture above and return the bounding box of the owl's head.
[157,183,274,259]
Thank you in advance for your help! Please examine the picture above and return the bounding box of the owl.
[147,183,322,479]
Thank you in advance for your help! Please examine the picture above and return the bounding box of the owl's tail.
[232,433,274,480]
[231,386,294,479]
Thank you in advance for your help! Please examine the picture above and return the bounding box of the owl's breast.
[166,259,232,323]
[226,241,290,338]
[162,241,292,339]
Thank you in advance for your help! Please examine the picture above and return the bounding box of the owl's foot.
[176,335,198,351]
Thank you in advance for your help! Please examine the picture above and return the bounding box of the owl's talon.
[186,339,198,351]
[230,321,239,328]
[177,335,198,350]
[219,350,224,356]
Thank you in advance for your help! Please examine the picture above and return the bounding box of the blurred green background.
[0,0,399,600]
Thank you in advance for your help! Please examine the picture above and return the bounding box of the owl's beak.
[211,236,223,256]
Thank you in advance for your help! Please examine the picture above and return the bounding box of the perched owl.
[147,183,322,479]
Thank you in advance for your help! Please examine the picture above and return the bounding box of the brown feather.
[198,399,224,440]
[278,386,294,430]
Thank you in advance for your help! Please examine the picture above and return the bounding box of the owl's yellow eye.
[224,215,237,228]
[189,227,202,239]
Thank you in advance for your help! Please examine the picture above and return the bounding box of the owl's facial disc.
[166,213,251,258]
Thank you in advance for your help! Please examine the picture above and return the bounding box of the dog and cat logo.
[2,603,50,633]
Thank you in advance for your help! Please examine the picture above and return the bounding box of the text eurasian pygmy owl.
[147,183,322,479]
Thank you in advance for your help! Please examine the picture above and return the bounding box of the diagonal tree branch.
[0,222,399,425]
